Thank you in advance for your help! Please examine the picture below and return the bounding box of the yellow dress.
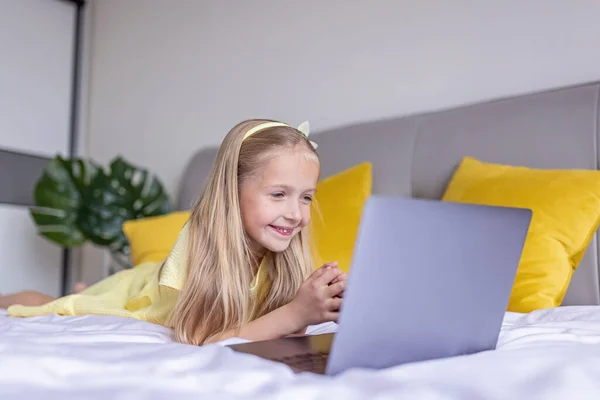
[7,223,272,327]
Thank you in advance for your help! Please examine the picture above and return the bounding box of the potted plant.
[29,154,172,272]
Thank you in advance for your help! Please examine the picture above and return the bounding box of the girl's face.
[239,146,319,257]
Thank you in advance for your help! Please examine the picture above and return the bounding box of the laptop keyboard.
[273,352,328,373]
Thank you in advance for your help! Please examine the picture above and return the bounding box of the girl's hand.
[329,267,348,298]
[321,261,348,298]
[287,262,345,327]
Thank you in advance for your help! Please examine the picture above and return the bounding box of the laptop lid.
[325,195,531,375]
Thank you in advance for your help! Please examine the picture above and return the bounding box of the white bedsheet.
[2,306,600,399]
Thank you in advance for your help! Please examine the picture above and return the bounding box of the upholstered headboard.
[177,81,600,307]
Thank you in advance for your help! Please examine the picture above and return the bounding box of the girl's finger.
[325,311,340,323]
[321,261,337,270]
[315,267,343,287]
[325,280,345,298]
[327,296,343,311]
[307,264,329,281]
[330,272,347,285]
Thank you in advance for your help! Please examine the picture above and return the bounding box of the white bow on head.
[243,120,318,149]
[296,121,318,149]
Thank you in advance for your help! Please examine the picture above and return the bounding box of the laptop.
[229,195,531,375]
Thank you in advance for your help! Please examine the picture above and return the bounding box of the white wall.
[85,0,600,201]
[0,0,74,158]
[0,0,77,296]
[81,0,600,280]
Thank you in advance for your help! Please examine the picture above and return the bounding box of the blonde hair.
[169,119,320,345]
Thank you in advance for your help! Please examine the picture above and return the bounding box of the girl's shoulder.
[158,222,190,290]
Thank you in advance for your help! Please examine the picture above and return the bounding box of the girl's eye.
[271,192,284,198]
[303,195,313,203]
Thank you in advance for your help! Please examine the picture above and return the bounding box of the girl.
[1,119,347,345]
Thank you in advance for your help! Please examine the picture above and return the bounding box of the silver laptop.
[229,195,531,375]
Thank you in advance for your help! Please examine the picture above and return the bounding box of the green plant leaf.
[30,155,172,256]
[78,156,173,254]
[30,156,101,247]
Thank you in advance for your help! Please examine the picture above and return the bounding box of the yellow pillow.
[123,211,191,266]
[442,156,600,313]
[310,162,373,272]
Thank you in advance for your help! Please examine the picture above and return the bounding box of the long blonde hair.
[169,119,319,345]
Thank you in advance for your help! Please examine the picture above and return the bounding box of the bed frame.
[176,81,600,307]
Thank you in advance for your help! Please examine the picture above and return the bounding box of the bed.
[3,81,600,398]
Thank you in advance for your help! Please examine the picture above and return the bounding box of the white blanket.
[2,306,600,399]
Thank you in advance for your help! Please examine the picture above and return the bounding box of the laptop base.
[228,333,334,374]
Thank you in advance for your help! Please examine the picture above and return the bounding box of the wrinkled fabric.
[2,307,600,399]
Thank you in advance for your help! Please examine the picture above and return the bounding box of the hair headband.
[242,121,318,149]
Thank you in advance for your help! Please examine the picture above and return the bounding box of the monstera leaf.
[30,156,101,247]
[80,156,172,254]
[30,155,172,258]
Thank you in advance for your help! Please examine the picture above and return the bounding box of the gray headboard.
[177,81,600,307]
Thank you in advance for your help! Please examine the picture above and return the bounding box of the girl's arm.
[207,266,345,343]
[288,326,308,336]
[207,303,304,343]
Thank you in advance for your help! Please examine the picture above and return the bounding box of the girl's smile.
[239,146,319,255]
